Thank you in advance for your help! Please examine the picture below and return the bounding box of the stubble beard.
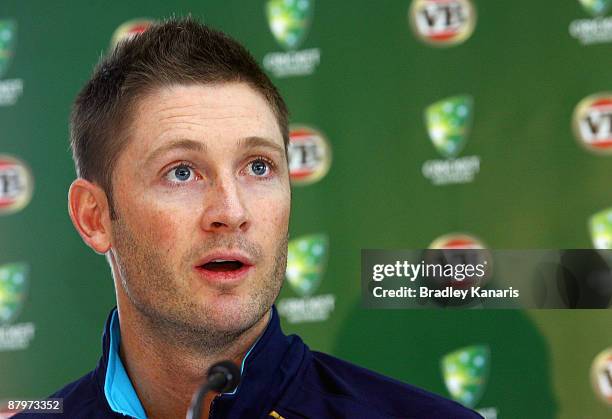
[110,215,288,355]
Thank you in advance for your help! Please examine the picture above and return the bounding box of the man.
[15,17,481,419]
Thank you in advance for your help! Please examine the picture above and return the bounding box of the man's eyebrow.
[237,136,285,155]
[143,139,207,166]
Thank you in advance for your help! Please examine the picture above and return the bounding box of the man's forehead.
[137,83,277,123]
[125,82,284,154]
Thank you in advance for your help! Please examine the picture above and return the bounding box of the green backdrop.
[1,1,611,418]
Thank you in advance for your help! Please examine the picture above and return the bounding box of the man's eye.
[250,159,270,177]
[165,164,196,183]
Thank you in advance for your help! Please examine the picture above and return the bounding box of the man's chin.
[195,295,270,333]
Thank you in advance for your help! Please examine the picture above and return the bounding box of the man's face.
[108,82,290,345]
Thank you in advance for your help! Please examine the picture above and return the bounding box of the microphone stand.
[186,361,241,419]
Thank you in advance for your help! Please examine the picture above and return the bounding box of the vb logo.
[287,125,331,185]
[573,93,612,153]
[409,0,476,46]
[0,155,33,215]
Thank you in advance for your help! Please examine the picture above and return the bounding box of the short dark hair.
[70,16,289,218]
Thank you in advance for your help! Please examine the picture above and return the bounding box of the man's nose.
[200,176,249,233]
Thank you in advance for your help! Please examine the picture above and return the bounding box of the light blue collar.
[104,309,268,418]
[104,310,147,419]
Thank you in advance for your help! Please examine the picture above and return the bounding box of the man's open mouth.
[199,259,245,272]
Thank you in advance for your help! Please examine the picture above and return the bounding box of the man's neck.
[115,300,270,419]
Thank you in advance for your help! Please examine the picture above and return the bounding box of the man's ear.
[68,178,113,254]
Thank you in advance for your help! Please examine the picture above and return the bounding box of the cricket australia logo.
[442,345,498,418]
[589,208,612,249]
[286,234,328,296]
[570,0,612,44]
[277,234,335,323]
[263,0,321,78]
[580,0,612,16]
[409,0,476,47]
[0,262,35,352]
[426,95,472,158]
[266,0,313,50]
[0,20,23,106]
[421,95,480,185]
[573,93,612,153]
[0,263,28,325]
[0,20,16,78]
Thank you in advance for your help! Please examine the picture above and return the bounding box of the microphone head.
[207,360,241,393]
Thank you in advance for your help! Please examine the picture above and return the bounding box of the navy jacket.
[14,306,482,418]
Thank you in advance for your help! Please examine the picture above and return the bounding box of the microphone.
[186,360,241,419]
